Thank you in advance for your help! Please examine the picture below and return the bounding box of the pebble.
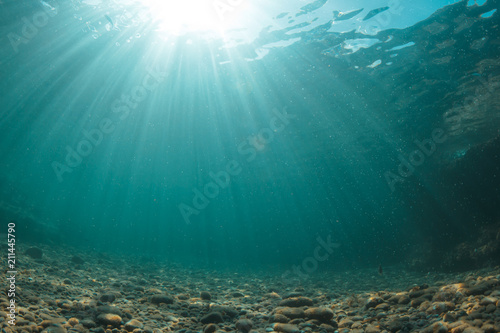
[100,294,116,303]
[124,319,143,332]
[273,323,300,333]
[479,296,496,305]
[275,307,305,319]
[96,314,122,327]
[150,294,174,305]
[42,325,67,333]
[41,318,66,327]
[97,305,122,316]
[365,324,381,333]
[319,323,336,332]
[304,307,334,321]
[235,319,253,333]
[80,319,96,328]
[200,291,211,300]
[68,318,79,326]
[338,318,353,328]
[203,324,218,333]
[365,297,383,309]
[200,312,223,324]
[278,297,313,307]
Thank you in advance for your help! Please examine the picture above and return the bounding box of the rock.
[479,296,496,305]
[96,305,122,316]
[100,294,116,303]
[375,302,390,310]
[338,318,353,328]
[68,318,79,326]
[275,307,305,319]
[91,328,105,333]
[462,328,486,333]
[23,314,36,322]
[469,280,498,295]
[485,303,496,313]
[150,294,174,305]
[40,318,67,327]
[80,319,96,328]
[267,292,281,299]
[177,293,190,300]
[411,296,429,307]
[124,319,143,332]
[71,256,84,265]
[434,283,467,301]
[443,312,456,322]
[270,314,289,323]
[42,325,66,333]
[427,301,454,314]
[319,324,336,332]
[56,300,72,310]
[423,321,448,333]
[273,323,300,333]
[398,295,411,304]
[26,247,43,259]
[16,318,30,326]
[365,324,381,333]
[233,292,245,298]
[388,294,404,303]
[200,291,211,300]
[96,313,122,327]
[200,312,223,324]
[209,305,238,318]
[365,297,383,309]
[387,318,407,332]
[235,319,253,333]
[203,324,218,333]
[482,324,497,333]
[304,307,334,322]
[278,297,313,307]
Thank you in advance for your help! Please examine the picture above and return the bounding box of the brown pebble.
[273,323,300,333]
[365,324,381,333]
[97,314,122,327]
[275,307,305,319]
[124,319,143,332]
[68,318,79,326]
[304,307,334,322]
[278,297,313,307]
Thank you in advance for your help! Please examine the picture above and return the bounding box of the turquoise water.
[1,0,499,272]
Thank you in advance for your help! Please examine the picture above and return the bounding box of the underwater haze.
[1,0,500,275]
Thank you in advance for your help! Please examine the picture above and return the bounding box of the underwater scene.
[1,0,500,332]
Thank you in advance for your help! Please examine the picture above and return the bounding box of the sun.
[140,0,240,35]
